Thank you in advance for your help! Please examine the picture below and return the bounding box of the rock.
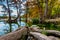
[29,27,41,32]
[48,36,60,40]
[30,25,40,32]
[30,32,52,40]
[46,30,60,37]
[31,25,39,27]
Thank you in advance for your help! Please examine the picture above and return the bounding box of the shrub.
[37,22,57,30]
[32,18,39,25]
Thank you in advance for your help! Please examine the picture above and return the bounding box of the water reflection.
[0,21,26,36]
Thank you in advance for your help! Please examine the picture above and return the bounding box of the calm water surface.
[0,20,26,36]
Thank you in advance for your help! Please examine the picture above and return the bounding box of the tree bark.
[44,0,48,19]
[29,27,60,37]
[7,0,12,32]
[30,32,52,40]
[0,27,27,40]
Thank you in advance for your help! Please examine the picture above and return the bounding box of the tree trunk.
[0,27,27,40]
[29,27,60,37]
[37,0,43,23]
[44,0,48,19]
[11,0,21,23]
[25,3,28,26]
[30,32,52,40]
[7,0,12,32]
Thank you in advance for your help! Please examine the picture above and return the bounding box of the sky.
[0,0,26,17]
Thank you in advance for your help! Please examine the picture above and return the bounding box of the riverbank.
[0,27,60,40]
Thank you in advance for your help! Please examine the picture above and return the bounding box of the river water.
[0,0,27,36]
[0,20,26,36]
